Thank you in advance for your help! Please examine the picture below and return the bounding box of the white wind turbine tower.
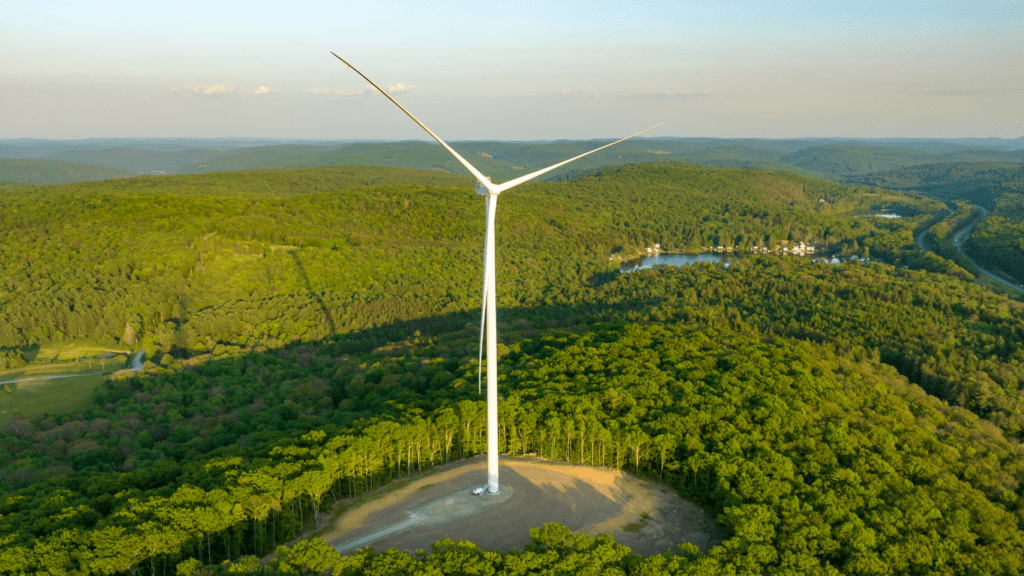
[332,53,661,495]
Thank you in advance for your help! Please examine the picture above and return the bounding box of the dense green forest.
[0,162,937,357]
[844,162,1024,209]
[6,139,1022,287]
[0,180,33,191]
[3,263,1024,574]
[4,162,1024,574]
[783,146,1024,180]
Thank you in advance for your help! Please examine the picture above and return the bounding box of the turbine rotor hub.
[475,180,497,197]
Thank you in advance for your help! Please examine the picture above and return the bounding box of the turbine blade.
[492,122,663,194]
[331,52,496,193]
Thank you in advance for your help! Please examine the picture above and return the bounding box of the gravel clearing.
[323,454,721,557]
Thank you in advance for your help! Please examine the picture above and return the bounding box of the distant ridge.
[2,136,1020,184]
[0,158,133,184]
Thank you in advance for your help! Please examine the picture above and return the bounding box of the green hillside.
[844,162,1024,207]
[4,260,1024,575]
[172,144,345,173]
[6,162,1024,575]
[779,145,937,178]
[175,139,690,182]
[0,180,35,191]
[0,158,133,184]
[0,161,939,357]
[175,140,1024,185]
[52,147,226,175]
[780,146,1023,179]
[175,140,829,183]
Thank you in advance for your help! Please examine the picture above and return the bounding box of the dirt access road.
[0,351,145,386]
[321,455,721,557]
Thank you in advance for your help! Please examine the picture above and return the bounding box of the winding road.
[916,205,1023,294]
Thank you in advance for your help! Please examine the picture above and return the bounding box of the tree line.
[3,321,1024,574]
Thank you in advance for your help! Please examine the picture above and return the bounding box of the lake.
[620,253,731,273]
[620,252,847,273]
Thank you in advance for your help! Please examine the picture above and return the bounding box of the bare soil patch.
[321,455,721,557]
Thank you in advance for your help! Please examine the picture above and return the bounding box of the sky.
[2,0,1023,141]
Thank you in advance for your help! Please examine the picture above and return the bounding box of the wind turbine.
[332,52,661,495]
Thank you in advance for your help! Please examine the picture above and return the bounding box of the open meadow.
[0,340,128,422]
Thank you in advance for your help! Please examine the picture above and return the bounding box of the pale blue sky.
[2,0,1022,140]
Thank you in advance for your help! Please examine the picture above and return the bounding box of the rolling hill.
[0,158,133,184]
[843,162,1024,207]
[3,162,1024,575]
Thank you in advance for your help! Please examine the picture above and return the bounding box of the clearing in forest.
[321,454,721,557]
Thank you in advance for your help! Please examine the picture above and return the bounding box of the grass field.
[0,372,109,422]
[14,340,130,364]
[0,340,131,421]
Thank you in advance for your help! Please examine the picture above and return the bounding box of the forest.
[0,159,132,185]
[3,162,1024,575]
[844,162,1024,209]
[0,162,940,356]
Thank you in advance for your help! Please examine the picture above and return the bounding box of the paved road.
[917,205,1023,295]
[950,206,985,248]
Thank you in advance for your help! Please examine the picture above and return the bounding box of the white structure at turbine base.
[332,52,661,496]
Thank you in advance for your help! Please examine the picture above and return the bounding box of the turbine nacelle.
[475,177,495,197]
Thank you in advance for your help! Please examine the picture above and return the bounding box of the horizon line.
[2,135,1023,143]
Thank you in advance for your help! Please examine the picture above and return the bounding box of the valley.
[7,0,1023,573]
[1,158,1024,575]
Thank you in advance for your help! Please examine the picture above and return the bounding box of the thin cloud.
[388,83,413,93]
[253,86,273,94]
[307,88,365,96]
[172,84,239,97]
